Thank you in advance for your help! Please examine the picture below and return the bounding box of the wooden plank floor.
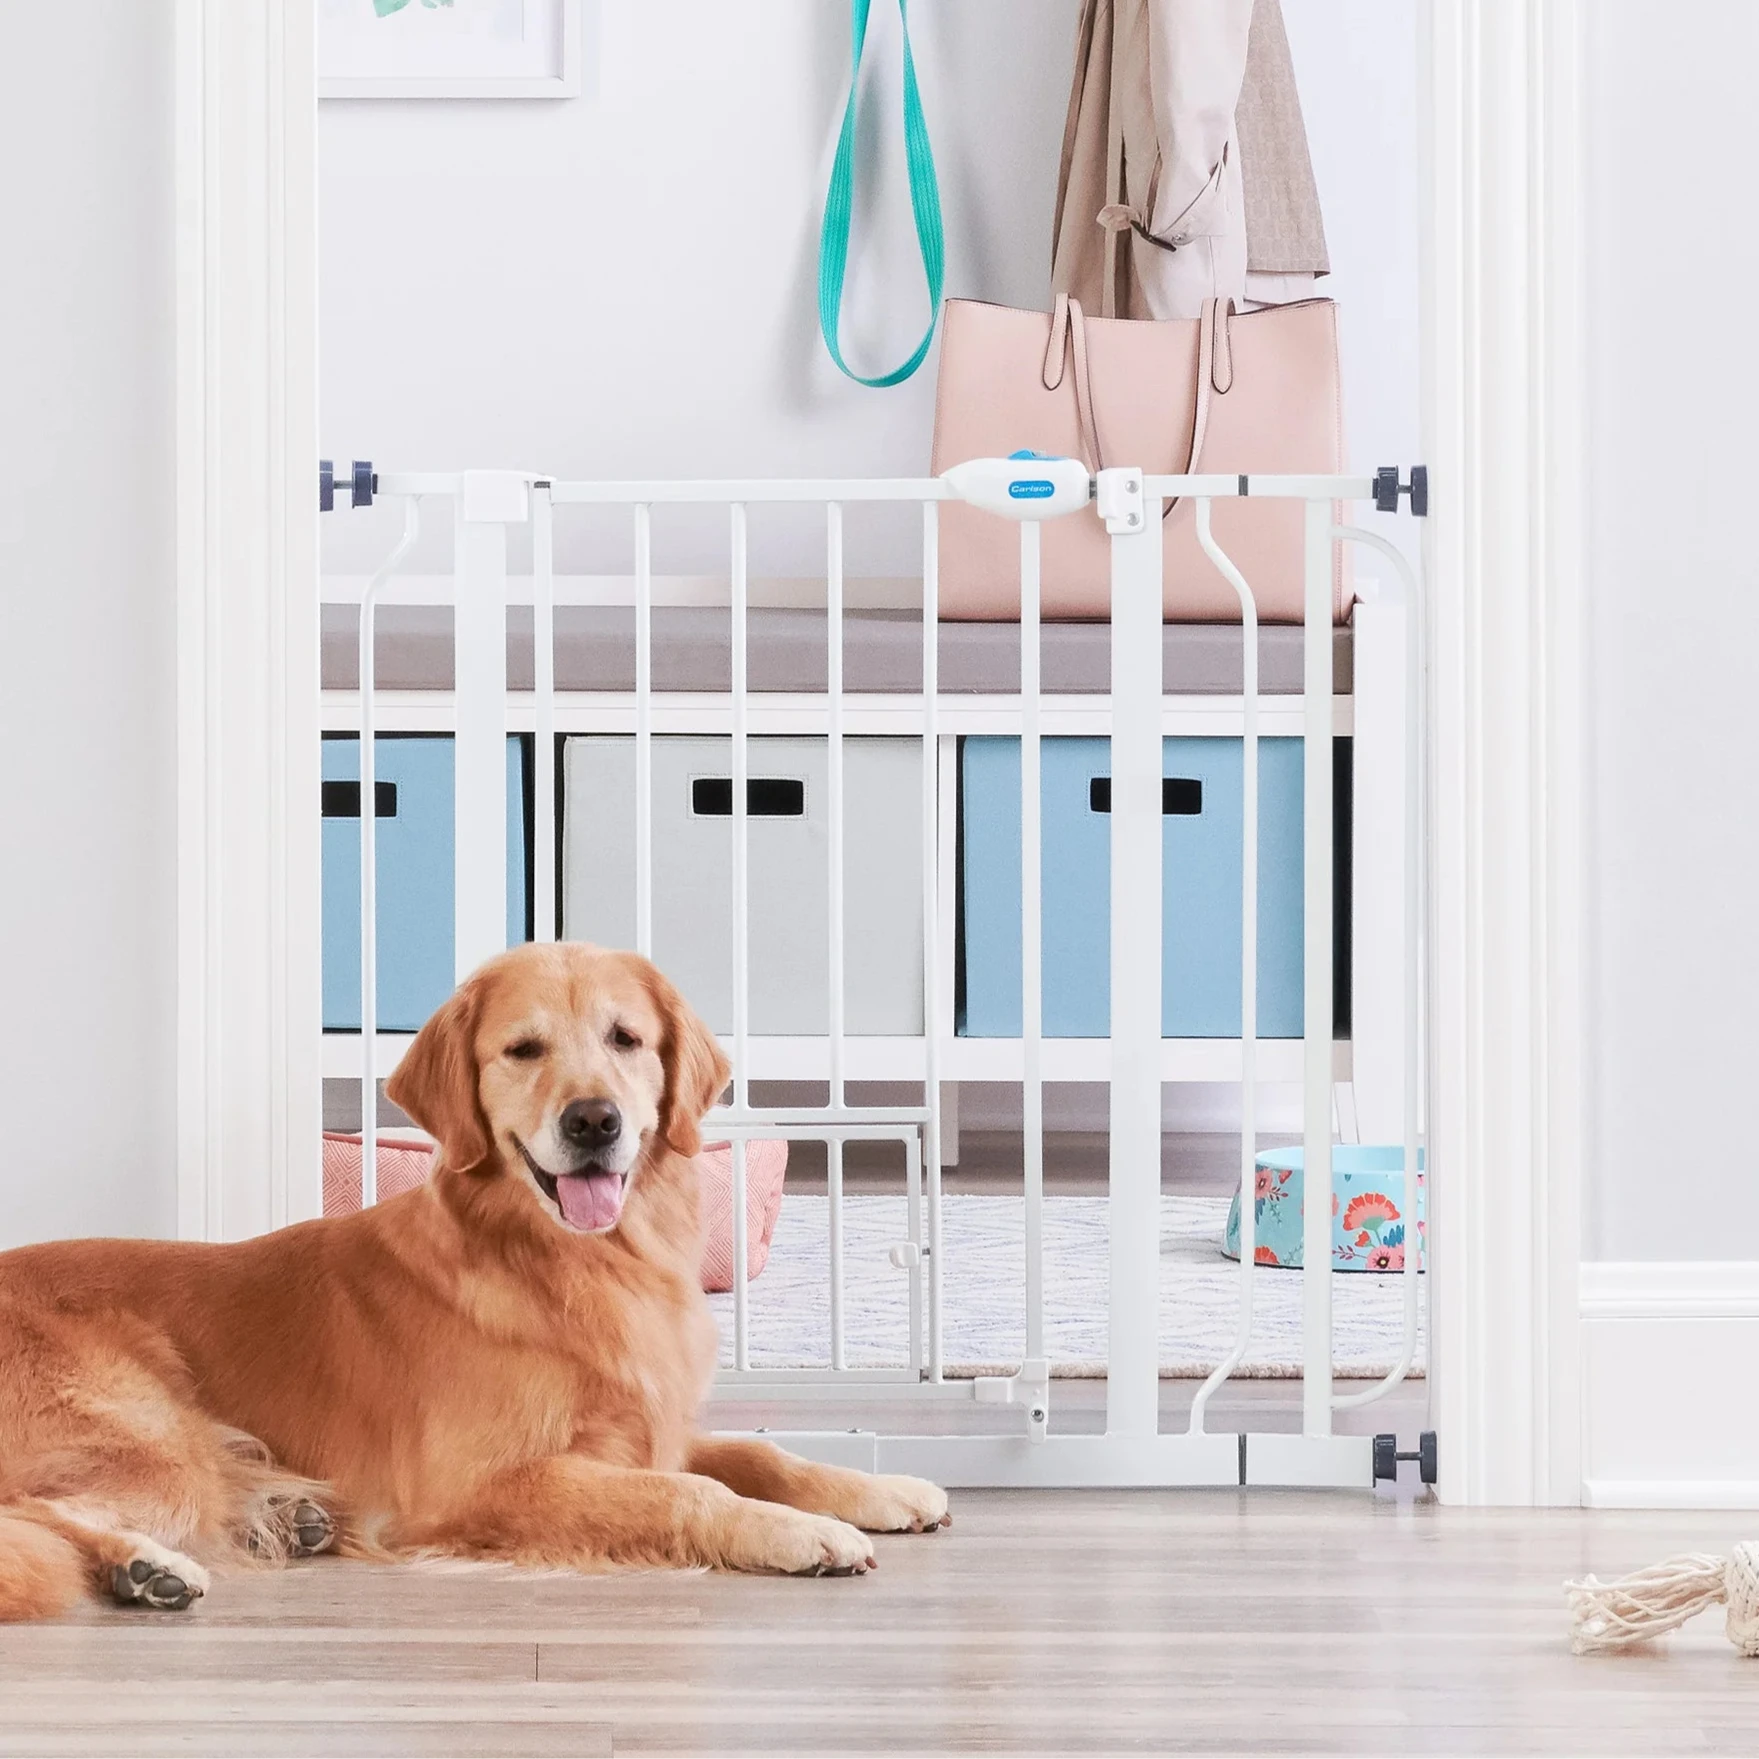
[3,1488,1755,1756]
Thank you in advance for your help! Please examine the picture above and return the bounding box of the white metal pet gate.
[321,458,1427,1490]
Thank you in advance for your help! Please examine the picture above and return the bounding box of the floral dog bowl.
[1223,1145,1425,1272]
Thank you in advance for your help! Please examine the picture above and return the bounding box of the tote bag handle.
[817,0,945,387]
[1046,293,1233,515]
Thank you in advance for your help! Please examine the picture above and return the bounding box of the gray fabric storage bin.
[562,736,924,1036]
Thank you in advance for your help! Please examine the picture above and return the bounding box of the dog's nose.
[559,1098,622,1149]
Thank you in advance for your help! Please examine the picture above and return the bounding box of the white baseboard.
[1580,1262,1759,1508]
[1580,1261,1759,1320]
[1583,1479,1759,1510]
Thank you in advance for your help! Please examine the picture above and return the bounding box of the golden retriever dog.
[0,943,948,1620]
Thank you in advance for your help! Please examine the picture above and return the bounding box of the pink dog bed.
[321,1132,787,1291]
[321,1133,434,1212]
[693,1139,789,1291]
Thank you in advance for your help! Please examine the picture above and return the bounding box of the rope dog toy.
[1567,1543,1759,1655]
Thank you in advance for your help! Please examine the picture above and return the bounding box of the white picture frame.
[318,0,582,100]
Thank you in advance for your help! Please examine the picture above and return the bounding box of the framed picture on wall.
[319,0,584,99]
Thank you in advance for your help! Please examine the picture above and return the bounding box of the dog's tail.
[0,1508,85,1621]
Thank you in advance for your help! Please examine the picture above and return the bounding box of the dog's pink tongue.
[556,1170,624,1231]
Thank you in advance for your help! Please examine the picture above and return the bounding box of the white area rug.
[709,1193,1426,1380]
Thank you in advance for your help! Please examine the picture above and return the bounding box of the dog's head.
[385,943,730,1236]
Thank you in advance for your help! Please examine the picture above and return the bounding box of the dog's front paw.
[842,1473,951,1535]
[729,1506,876,1577]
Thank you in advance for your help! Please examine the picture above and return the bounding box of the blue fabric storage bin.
[958,736,1306,1038]
[322,735,528,1031]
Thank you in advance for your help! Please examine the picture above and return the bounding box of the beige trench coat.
[1051,0,1328,320]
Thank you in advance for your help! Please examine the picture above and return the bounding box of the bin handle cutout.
[1088,777,1202,816]
[323,780,398,819]
[691,777,807,818]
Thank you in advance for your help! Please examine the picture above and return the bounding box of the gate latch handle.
[1095,465,1146,535]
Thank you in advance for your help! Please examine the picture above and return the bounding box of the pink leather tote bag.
[929,293,1348,623]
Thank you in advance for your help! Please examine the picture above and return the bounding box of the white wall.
[319,0,1419,1137]
[1574,0,1759,1503]
[320,0,1419,578]
[321,0,1074,578]
[0,2,179,1245]
[1283,0,1419,552]
[1583,2,1759,1262]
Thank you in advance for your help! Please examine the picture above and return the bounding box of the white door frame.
[174,0,322,1242]
[172,0,1590,1502]
[1420,0,1587,1506]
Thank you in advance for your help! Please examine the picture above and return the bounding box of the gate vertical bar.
[356,498,420,1209]
[454,500,510,980]
[826,502,846,1370]
[531,484,556,943]
[1328,531,1426,1412]
[1301,495,1335,1435]
[729,504,750,1370]
[1407,542,1425,1350]
[1020,523,1045,1372]
[904,1133,924,1372]
[359,586,378,1207]
[1188,496,1258,1429]
[633,504,654,959]
[921,503,944,1383]
[1106,494,1164,1438]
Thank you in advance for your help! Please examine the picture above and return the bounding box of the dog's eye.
[611,1026,640,1051]
[505,1039,546,1062]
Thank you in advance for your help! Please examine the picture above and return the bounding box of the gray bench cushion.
[322,605,1352,696]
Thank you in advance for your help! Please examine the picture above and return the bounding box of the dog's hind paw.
[249,1495,337,1561]
[282,1498,337,1558]
[109,1546,208,1612]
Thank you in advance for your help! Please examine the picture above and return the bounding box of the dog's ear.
[385,977,491,1174]
[647,964,731,1159]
